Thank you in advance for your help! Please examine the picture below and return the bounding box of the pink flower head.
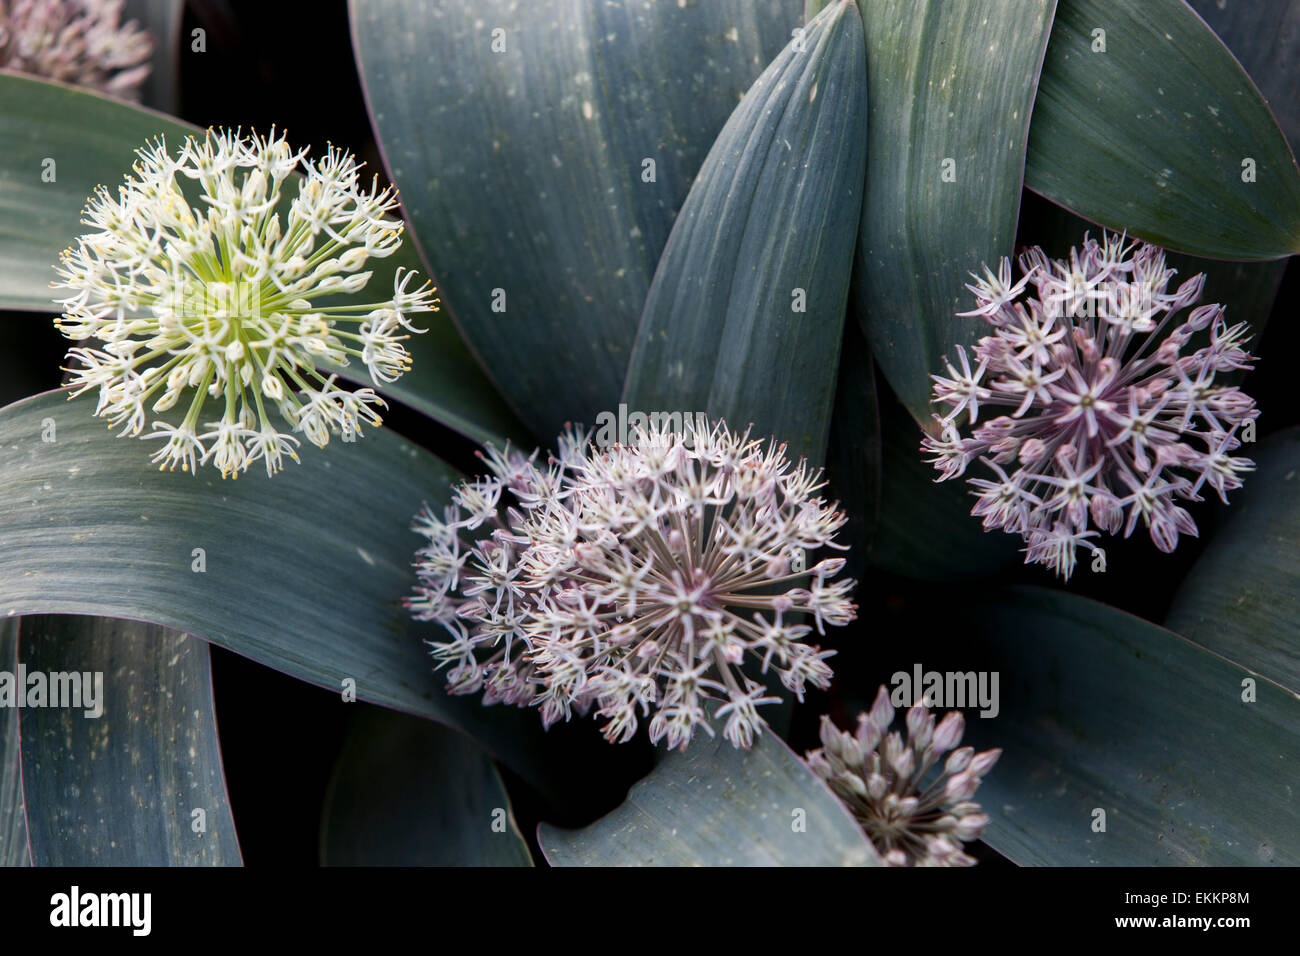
[923,233,1258,579]
[406,418,858,749]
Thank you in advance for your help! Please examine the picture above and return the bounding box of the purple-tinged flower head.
[406,417,858,750]
[922,233,1259,579]
[0,1,153,100]
[806,686,1000,866]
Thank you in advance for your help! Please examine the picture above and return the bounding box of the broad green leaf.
[123,0,185,114]
[0,74,188,313]
[853,0,1057,424]
[867,397,1022,579]
[805,0,834,21]
[0,72,523,447]
[1166,428,1300,694]
[1025,0,1300,260]
[538,728,881,866]
[18,615,241,865]
[964,587,1300,865]
[0,389,578,797]
[320,705,531,866]
[1187,0,1300,156]
[350,0,802,439]
[621,0,867,465]
[0,619,28,866]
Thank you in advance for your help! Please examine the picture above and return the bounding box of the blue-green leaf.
[539,727,881,866]
[965,587,1300,865]
[1166,427,1300,694]
[321,705,531,866]
[621,0,867,465]
[18,615,241,865]
[853,0,1057,424]
[350,0,802,438]
[1025,0,1300,260]
[0,619,28,866]
[1187,0,1300,156]
[0,389,574,796]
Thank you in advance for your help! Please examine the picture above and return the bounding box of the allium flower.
[923,233,1259,579]
[0,0,152,99]
[806,686,1000,867]
[54,128,438,477]
[406,418,858,750]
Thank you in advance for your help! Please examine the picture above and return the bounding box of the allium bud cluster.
[807,686,1000,866]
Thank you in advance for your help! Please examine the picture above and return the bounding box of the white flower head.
[53,127,439,477]
[406,418,859,750]
[0,0,153,99]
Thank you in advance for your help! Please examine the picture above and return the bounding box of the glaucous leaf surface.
[853,0,1056,423]
[0,619,28,866]
[622,0,868,465]
[1166,428,1300,694]
[965,587,1299,865]
[1188,0,1300,155]
[539,727,881,866]
[321,705,531,866]
[350,0,802,438]
[0,389,577,795]
[17,615,241,865]
[1025,0,1300,260]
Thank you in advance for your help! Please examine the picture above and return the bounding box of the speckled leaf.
[0,72,523,447]
[621,0,867,465]
[320,706,531,866]
[1175,0,1300,370]
[17,615,241,865]
[0,619,27,866]
[1166,428,1300,694]
[0,389,577,797]
[1187,0,1300,156]
[349,0,802,439]
[538,728,881,866]
[963,587,1300,865]
[1025,0,1300,260]
[853,0,1056,425]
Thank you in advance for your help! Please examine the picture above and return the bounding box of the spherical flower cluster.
[406,418,858,750]
[54,128,437,477]
[806,686,1000,867]
[0,0,153,99]
[922,233,1258,579]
